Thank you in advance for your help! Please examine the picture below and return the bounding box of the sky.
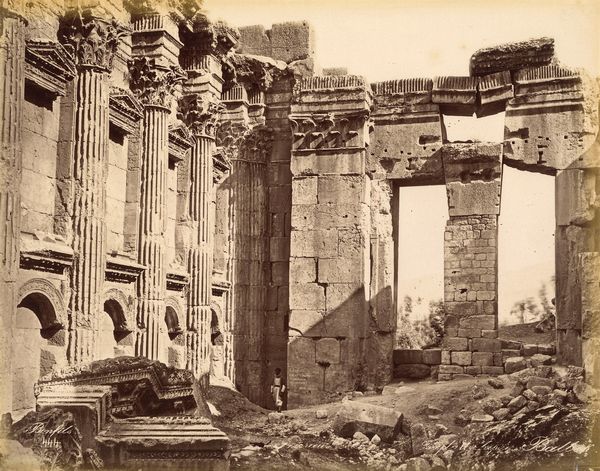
[204,0,598,324]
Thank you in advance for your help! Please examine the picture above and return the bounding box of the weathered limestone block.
[580,253,600,386]
[432,76,478,115]
[238,21,315,63]
[441,143,502,217]
[469,37,554,76]
[477,71,514,117]
[96,417,230,470]
[369,79,444,182]
[503,64,598,171]
[288,75,372,407]
[332,401,403,442]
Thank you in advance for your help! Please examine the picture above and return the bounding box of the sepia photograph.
[0,0,599,469]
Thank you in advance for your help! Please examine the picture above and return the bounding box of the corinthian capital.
[128,57,187,109]
[58,9,129,72]
[177,93,224,138]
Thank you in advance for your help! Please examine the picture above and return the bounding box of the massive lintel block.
[504,64,599,171]
[442,142,502,217]
[469,37,554,76]
[432,76,478,116]
[238,21,315,63]
[369,79,444,182]
[288,76,372,407]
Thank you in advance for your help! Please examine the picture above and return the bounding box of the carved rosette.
[58,10,128,72]
[177,93,224,138]
[129,57,187,110]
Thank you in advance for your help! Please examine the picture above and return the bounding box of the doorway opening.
[498,165,555,348]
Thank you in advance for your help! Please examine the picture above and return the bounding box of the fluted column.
[178,93,221,377]
[130,58,185,360]
[0,7,26,412]
[59,10,126,363]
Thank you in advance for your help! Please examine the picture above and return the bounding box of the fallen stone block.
[507,395,527,412]
[487,377,504,389]
[406,456,432,471]
[504,356,527,374]
[526,376,555,390]
[332,401,403,442]
[492,408,510,421]
[522,344,538,356]
[530,353,552,366]
[410,422,427,455]
[537,343,556,355]
[469,37,555,76]
[500,339,523,350]
[316,409,328,419]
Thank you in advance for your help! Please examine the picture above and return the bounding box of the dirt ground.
[499,321,554,345]
[207,373,590,470]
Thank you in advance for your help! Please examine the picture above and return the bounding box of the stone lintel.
[469,37,554,76]
[476,71,514,117]
[442,143,502,216]
[166,270,190,292]
[371,78,433,107]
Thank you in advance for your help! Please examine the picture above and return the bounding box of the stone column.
[0,6,26,412]
[129,58,185,360]
[58,10,125,363]
[440,143,503,379]
[178,93,221,378]
[288,76,373,407]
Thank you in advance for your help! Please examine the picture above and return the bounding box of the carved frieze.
[177,93,224,138]
[289,111,371,151]
[128,57,186,109]
[58,9,129,72]
[25,40,76,96]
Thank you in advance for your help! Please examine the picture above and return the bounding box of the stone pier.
[439,143,503,378]
[288,75,373,406]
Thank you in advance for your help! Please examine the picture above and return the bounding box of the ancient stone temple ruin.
[1,0,599,444]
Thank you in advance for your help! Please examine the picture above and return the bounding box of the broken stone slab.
[36,356,209,418]
[469,37,554,76]
[96,416,230,470]
[487,377,504,389]
[35,384,112,450]
[507,395,527,412]
[492,408,510,421]
[332,401,403,443]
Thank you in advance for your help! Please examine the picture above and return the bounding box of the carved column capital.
[58,9,129,73]
[129,57,186,110]
[177,93,223,138]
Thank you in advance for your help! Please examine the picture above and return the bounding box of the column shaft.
[187,136,214,377]
[136,106,169,360]
[0,14,25,412]
[68,69,109,363]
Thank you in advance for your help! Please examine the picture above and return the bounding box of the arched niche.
[162,298,185,368]
[13,288,65,416]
